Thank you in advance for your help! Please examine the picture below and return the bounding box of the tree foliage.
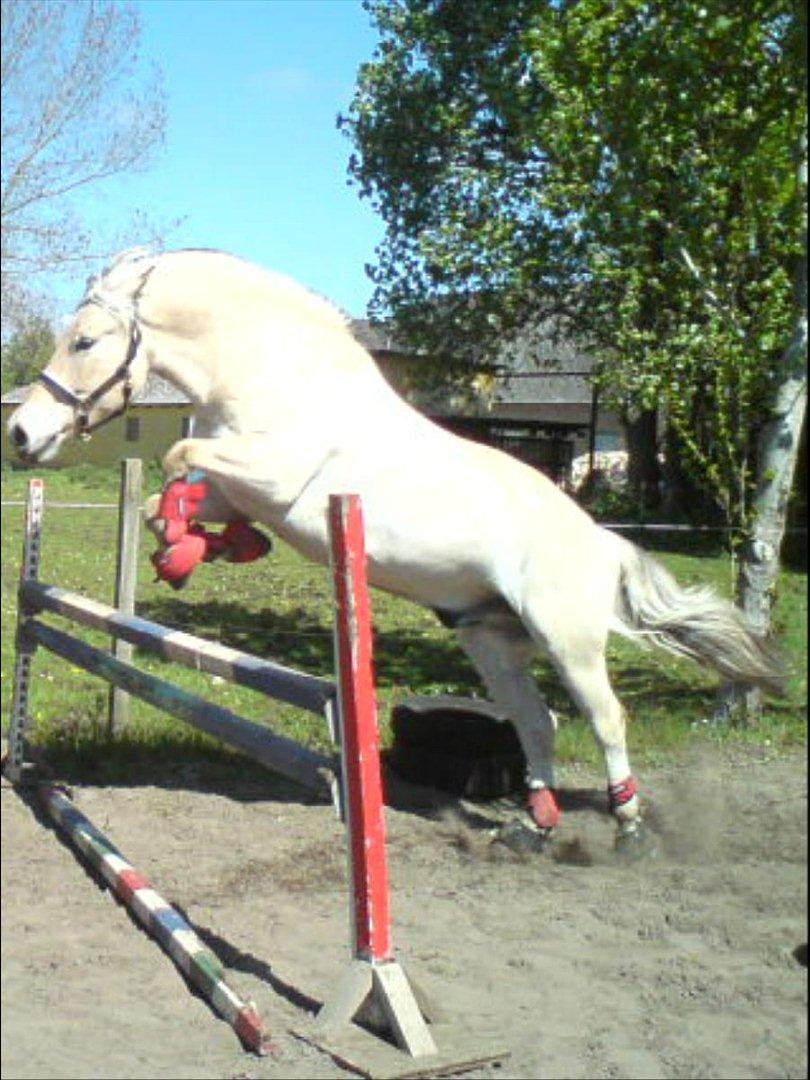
[1,316,55,394]
[1,0,166,334]
[345,0,806,532]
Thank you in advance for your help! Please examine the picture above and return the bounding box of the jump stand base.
[297,958,509,1078]
[301,1021,509,1080]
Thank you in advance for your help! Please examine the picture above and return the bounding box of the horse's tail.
[614,540,786,697]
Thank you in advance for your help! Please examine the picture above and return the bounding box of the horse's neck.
[149,342,216,406]
[143,305,411,439]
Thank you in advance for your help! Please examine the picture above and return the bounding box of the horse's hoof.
[151,532,208,586]
[527,786,561,831]
[614,820,659,861]
[492,819,550,855]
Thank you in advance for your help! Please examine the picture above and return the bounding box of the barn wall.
[1,405,195,469]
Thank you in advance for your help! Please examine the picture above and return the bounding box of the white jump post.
[109,457,143,735]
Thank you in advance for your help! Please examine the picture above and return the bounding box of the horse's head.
[7,249,158,464]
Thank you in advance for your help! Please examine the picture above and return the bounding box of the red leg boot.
[527,786,561,833]
[151,528,209,590]
[148,471,212,546]
[219,521,273,563]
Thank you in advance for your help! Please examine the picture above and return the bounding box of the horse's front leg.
[145,438,272,589]
[160,436,211,483]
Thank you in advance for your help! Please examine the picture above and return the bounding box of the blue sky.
[75,0,385,317]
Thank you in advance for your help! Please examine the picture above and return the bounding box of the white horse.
[7,248,784,847]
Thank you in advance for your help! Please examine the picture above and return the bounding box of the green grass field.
[2,461,806,784]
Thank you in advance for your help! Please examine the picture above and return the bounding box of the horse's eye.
[73,336,95,352]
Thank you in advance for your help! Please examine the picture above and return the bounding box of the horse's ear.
[96,247,159,301]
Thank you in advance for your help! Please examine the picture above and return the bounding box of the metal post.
[588,380,599,483]
[5,478,44,783]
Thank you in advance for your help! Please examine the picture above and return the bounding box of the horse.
[7,247,784,848]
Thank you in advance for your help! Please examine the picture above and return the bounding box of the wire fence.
[3,500,806,532]
[3,494,806,651]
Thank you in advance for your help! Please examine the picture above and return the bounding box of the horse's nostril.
[10,424,28,450]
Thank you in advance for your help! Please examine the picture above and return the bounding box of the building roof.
[350,318,408,354]
[493,371,593,407]
[131,374,191,405]
[1,373,190,407]
[0,385,28,405]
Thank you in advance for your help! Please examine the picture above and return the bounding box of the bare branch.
[0,0,168,330]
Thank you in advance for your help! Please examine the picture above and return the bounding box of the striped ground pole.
[39,784,270,1055]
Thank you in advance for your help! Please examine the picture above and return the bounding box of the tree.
[1,316,55,394]
[1,0,166,335]
[344,0,806,708]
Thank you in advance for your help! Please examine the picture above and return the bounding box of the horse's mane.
[82,247,350,330]
[81,247,158,323]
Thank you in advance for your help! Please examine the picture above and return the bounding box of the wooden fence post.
[108,458,143,736]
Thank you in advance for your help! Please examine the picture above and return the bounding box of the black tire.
[391,695,522,754]
[387,695,526,799]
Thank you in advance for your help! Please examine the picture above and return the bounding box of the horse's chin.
[19,431,68,466]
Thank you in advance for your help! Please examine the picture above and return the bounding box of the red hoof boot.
[527,786,561,832]
[150,472,212,545]
[609,773,639,820]
[151,530,209,589]
[219,521,272,563]
[607,776,638,815]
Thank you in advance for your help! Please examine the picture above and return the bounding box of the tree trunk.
[727,250,807,723]
[625,407,660,509]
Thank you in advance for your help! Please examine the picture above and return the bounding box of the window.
[595,432,622,452]
[125,417,141,442]
[181,416,195,437]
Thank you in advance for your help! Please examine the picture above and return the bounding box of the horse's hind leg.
[545,632,642,837]
[455,614,562,833]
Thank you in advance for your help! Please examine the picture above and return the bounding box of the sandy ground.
[1,743,806,1080]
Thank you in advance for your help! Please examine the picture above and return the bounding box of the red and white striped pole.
[328,494,392,964]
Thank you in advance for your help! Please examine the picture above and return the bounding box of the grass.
[1,461,806,785]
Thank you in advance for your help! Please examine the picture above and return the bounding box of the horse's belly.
[283,520,496,611]
[274,472,509,612]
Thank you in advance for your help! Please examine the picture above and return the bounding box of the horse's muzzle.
[9,422,28,451]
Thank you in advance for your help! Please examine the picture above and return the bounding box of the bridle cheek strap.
[37,323,141,441]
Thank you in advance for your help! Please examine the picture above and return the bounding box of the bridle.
[38,318,142,441]
[36,269,153,442]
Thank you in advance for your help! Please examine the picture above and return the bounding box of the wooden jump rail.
[6,477,506,1075]
[17,580,337,797]
[39,782,269,1054]
[20,580,336,713]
